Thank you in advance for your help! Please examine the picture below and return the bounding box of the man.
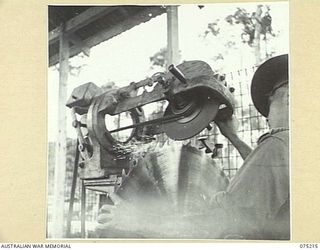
[214,54,290,240]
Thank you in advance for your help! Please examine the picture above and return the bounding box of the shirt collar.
[269,127,289,134]
[258,127,289,144]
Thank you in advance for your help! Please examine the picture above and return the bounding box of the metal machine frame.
[65,60,235,236]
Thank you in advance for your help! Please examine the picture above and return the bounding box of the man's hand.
[215,115,239,140]
[95,193,122,231]
[96,204,116,229]
[215,115,252,160]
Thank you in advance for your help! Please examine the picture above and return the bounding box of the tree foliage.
[210,5,274,46]
[53,53,88,76]
[149,47,167,68]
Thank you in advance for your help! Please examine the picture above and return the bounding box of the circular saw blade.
[162,92,220,140]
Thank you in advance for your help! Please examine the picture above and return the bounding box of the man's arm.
[216,115,252,160]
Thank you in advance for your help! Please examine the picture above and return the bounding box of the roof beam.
[49,6,116,45]
[67,33,90,57]
[49,7,166,66]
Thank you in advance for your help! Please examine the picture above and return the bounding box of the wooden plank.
[51,24,69,238]
[49,7,166,67]
[49,6,115,45]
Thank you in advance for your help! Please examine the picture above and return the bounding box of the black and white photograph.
[47,2,289,240]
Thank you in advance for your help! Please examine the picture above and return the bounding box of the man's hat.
[251,54,289,117]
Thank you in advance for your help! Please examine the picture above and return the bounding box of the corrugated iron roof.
[48,5,167,66]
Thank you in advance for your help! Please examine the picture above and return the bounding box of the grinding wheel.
[162,90,220,140]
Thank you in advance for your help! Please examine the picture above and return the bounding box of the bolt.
[72,121,78,128]
[78,144,85,152]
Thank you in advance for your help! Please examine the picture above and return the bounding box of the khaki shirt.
[214,128,290,240]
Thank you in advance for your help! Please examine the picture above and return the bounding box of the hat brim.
[251,54,289,117]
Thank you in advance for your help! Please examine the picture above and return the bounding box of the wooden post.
[66,140,80,237]
[166,6,180,145]
[52,23,69,238]
[81,180,86,238]
[166,6,180,67]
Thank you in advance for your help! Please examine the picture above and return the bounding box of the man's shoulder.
[243,129,289,167]
[257,128,289,147]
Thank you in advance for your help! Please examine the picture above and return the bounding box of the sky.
[48,2,289,142]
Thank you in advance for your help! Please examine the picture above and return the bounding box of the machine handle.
[168,64,187,84]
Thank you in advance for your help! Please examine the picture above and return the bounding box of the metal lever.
[211,143,223,158]
[198,136,223,158]
[198,136,212,153]
[168,64,187,84]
